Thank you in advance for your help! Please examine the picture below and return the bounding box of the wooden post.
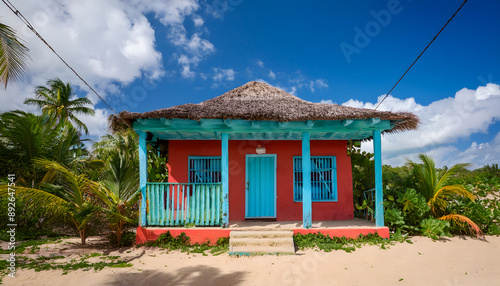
[221,133,229,227]
[302,132,312,229]
[373,129,384,227]
[137,130,148,226]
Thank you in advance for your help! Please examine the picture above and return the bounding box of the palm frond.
[0,184,69,217]
[439,214,484,240]
[0,23,30,88]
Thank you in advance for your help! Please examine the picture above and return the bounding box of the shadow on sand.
[106,265,247,286]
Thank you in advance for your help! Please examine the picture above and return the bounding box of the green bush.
[0,197,60,241]
[384,187,430,234]
[420,218,450,240]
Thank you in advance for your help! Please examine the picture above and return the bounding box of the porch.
[135,219,389,245]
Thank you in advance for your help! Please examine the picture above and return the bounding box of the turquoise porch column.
[137,130,148,226]
[221,133,229,227]
[373,129,384,227]
[302,132,312,229]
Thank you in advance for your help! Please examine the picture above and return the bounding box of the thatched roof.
[113,81,418,133]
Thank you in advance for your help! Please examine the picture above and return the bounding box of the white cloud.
[213,68,235,82]
[320,99,334,104]
[309,79,328,92]
[343,83,500,168]
[77,108,111,140]
[268,70,276,80]
[0,0,218,139]
[315,79,328,88]
[257,60,264,67]
[192,15,204,27]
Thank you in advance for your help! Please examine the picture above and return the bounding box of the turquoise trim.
[221,133,229,227]
[373,129,384,227]
[145,183,222,226]
[188,156,222,183]
[302,133,312,229]
[245,154,277,218]
[293,156,338,202]
[133,118,392,140]
[137,130,147,226]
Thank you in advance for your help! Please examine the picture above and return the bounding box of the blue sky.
[1,0,499,168]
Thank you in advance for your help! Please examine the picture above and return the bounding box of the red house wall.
[167,140,353,221]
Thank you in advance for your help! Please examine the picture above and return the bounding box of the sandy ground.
[2,235,499,286]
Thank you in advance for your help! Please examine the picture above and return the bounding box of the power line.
[2,0,140,139]
[350,0,468,142]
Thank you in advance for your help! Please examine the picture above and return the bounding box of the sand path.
[3,235,499,286]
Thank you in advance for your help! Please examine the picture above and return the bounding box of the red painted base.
[136,226,390,245]
[293,227,390,239]
[136,226,231,245]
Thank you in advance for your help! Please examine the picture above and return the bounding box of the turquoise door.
[245,154,277,218]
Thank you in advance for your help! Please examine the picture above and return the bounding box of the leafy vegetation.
[0,253,132,281]
[24,78,95,134]
[139,231,229,255]
[0,22,30,88]
[294,232,411,253]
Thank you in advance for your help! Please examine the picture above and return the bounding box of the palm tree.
[407,154,483,238]
[24,78,95,134]
[0,110,84,187]
[96,153,140,247]
[0,159,102,244]
[0,22,30,88]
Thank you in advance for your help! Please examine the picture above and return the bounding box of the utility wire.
[350,0,468,142]
[2,0,142,139]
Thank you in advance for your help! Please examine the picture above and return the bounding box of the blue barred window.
[188,156,221,183]
[293,156,337,202]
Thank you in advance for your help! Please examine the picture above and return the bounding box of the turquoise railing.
[145,183,223,226]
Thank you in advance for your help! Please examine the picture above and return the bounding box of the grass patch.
[0,253,132,280]
[138,231,229,255]
[294,232,410,253]
[0,237,64,254]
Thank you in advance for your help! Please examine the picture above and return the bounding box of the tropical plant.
[407,154,483,238]
[96,153,140,247]
[0,159,102,244]
[24,78,95,134]
[347,143,375,207]
[0,22,30,88]
[0,110,86,187]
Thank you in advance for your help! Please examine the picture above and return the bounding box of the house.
[115,81,418,244]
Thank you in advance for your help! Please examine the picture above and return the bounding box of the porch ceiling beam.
[341,119,353,126]
[370,118,381,125]
[306,120,315,127]
[160,118,172,126]
[133,118,392,139]
[323,132,335,139]
[278,121,289,128]
[266,132,273,139]
[224,119,233,127]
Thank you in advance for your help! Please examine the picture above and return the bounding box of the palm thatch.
[111,81,419,133]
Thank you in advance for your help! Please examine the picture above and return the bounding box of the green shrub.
[420,218,450,240]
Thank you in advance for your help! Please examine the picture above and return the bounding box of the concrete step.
[229,230,295,255]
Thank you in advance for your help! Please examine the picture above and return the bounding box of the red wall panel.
[168,140,353,222]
